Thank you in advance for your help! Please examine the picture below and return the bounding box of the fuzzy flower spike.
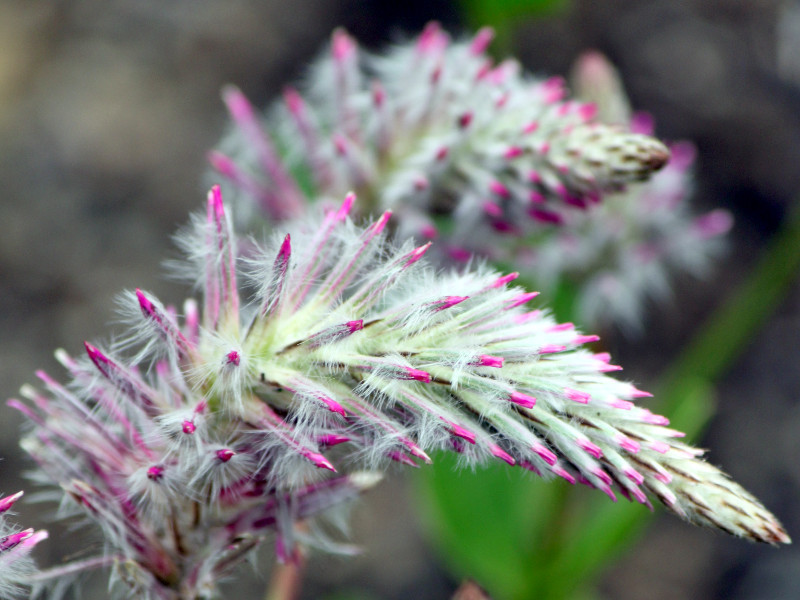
[210,23,670,251]
[0,491,48,599]
[515,51,733,332]
[12,188,788,596]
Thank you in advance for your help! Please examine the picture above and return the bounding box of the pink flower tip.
[504,146,524,159]
[331,28,357,61]
[84,341,109,368]
[337,192,356,220]
[489,180,510,198]
[648,441,671,454]
[469,27,494,55]
[434,296,469,311]
[182,420,196,435]
[694,209,733,239]
[509,391,536,409]
[222,85,255,123]
[565,388,591,404]
[624,467,645,485]
[483,201,503,218]
[538,344,566,354]
[321,397,347,417]
[404,242,432,266]
[572,334,600,345]
[282,86,304,116]
[388,450,419,468]
[506,291,539,308]
[207,151,236,176]
[318,434,350,447]
[147,465,165,481]
[278,233,292,259]
[225,350,241,367]
[405,367,432,383]
[0,491,24,514]
[305,451,337,472]
[580,440,604,459]
[523,121,539,135]
[458,111,473,129]
[553,466,576,484]
[475,354,504,368]
[616,434,641,454]
[216,449,236,463]
[642,411,670,426]
[529,208,563,225]
[346,320,364,333]
[1,529,35,552]
[533,444,558,466]
[420,224,438,239]
[490,444,516,466]
[492,272,519,288]
[447,422,477,444]
[630,111,655,136]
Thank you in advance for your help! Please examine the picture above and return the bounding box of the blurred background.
[2,0,800,598]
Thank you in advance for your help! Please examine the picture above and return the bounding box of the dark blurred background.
[2,1,800,598]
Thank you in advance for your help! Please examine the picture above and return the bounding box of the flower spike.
[11,190,787,596]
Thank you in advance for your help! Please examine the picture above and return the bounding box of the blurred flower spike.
[0,491,48,599]
[514,50,735,331]
[10,187,788,596]
[210,23,670,254]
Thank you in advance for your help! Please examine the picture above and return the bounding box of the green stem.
[657,202,800,410]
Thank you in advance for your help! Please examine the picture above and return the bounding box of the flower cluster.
[518,52,733,331]
[209,23,670,254]
[11,188,788,596]
[0,491,48,599]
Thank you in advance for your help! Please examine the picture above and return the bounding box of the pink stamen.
[616,434,641,454]
[388,451,418,468]
[578,102,598,121]
[0,491,23,514]
[529,208,563,225]
[331,28,357,61]
[433,296,469,311]
[469,27,494,55]
[552,466,576,484]
[491,272,519,288]
[523,121,539,134]
[474,354,504,368]
[580,439,604,459]
[489,180,510,199]
[509,392,536,409]
[565,388,591,404]
[624,467,644,485]
[458,112,473,129]
[648,441,671,454]
[318,434,350,447]
[445,422,477,444]
[147,465,165,481]
[539,344,566,354]
[506,292,540,308]
[490,444,516,465]
[483,201,503,217]
[226,351,241,367]
[182,420,196,435]
[216,449,235,463]
[532,444,557,466]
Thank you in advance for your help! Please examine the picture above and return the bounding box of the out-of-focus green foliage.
[458,0,571,52]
